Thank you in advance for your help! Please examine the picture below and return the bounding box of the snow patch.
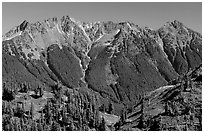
[3,31,22,41]
[103,42,112,46]
[56,23,64,34]
[126,22,132,29]
[157,37,164,52]
[95,29,120,44]
[70,17,91,42]
[79,24,91,42]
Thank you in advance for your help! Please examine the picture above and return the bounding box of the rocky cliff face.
[2,16,202,131]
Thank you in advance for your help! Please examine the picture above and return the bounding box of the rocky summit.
[2,15,202,131]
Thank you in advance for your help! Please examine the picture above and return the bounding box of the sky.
[2,2,202,34]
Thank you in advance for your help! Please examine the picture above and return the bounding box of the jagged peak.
[172,20,183,25]
[44,17,58,23]
[171,20,185,30]
[60,15,83,26]
[3,15,200,43]
[61,15,71,21]
[2,20,30,41]
[163,20,184,29]
[19,20,30,31]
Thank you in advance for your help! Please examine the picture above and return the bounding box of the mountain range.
[2,15,202,131]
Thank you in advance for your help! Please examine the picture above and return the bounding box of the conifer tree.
[99,117,106,131]
[108,102,114,114]
[30,102,34,118]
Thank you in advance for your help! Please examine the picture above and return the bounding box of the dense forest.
[2,65,202,131]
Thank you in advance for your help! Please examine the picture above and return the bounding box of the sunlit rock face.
[158,20,202,74]
[2,16,202,106]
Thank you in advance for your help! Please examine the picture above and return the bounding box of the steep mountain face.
[2,15,202,131]
[158,20,202,74]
